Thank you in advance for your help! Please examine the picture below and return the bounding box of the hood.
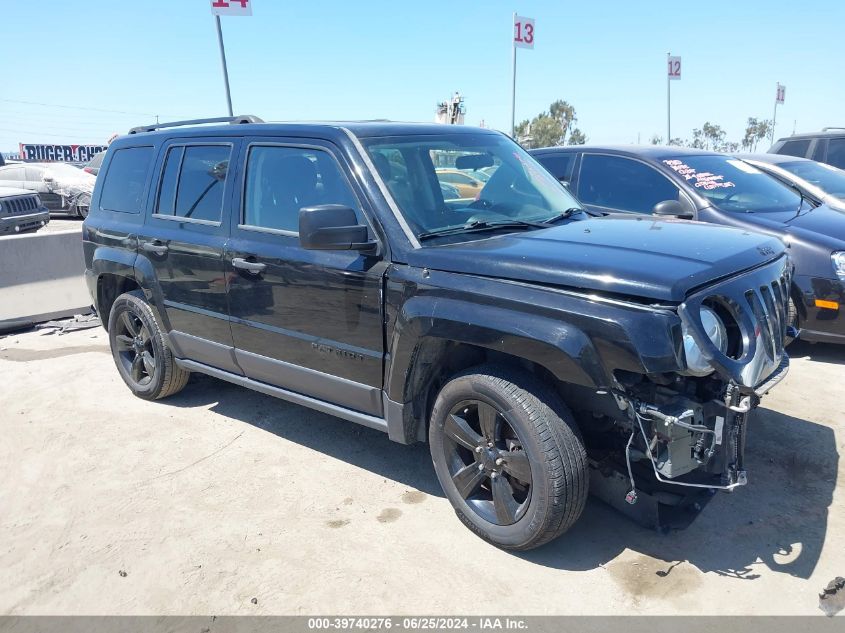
[736,203,845,249]
[0,186,34,197]
[407,216,786,302]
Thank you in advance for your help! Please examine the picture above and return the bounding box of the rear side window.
[825,138,845,169]
[776,139,811,158]
[536,153,576,185]
[100,146,153,213]
[242,145,358,233]
[578,154,679,213]
[156,144,231,223]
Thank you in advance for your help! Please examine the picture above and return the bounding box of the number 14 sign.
[211,0,252,16]
[514,15,535,49]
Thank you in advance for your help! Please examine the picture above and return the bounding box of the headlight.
[682,305,728,376]
[832,251,845,280]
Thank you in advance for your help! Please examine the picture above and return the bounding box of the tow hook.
[729,396,752,413]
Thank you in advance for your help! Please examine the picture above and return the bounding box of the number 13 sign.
[514,16,535,49]
[211,0,252,16]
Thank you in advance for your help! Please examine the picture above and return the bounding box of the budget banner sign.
[776,83,786,104]
[19,143,107,162]
[668,56,682,80]
[514,16,535,49]
[211,0,252,16]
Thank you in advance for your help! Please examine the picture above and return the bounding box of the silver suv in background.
[769,127,845,170]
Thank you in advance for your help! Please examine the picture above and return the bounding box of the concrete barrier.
[0,228,90,330]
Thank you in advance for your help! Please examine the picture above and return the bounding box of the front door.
[225,139,387,415]
[138,138,241,373]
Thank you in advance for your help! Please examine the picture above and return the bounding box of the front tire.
[107,290,189,400]
[429,365,588,550]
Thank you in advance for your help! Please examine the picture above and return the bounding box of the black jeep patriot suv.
[83,116,791,549]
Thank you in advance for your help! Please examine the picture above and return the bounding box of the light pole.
[215,15,234,117]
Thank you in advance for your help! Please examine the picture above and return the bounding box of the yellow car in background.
[435,168,485,198]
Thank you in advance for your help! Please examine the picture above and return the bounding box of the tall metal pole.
[215,15,234,117]
[510,12,517,139]
[771,84,779,144]
[666,52,671,144]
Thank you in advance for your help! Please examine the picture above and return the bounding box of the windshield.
[663,155,803,213]
[362,132,582,238]
[778,160,845,200]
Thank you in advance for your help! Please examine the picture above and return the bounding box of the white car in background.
[0,162,96,218]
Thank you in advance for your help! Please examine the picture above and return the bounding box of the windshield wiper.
[541,207,584,223]
[418,219,548,240]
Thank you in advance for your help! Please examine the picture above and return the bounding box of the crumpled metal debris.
[819,576,845,616]
[36,312,100,335]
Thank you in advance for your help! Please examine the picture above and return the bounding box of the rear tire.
[107,290,190,400]
[429,364,588,550]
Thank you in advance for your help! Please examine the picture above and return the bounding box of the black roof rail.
[821,126,845,132]
[128,114,264,135]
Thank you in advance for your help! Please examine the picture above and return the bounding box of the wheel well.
[403,339,557,442]
[97,274,139,327]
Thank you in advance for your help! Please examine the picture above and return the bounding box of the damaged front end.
[591,255,792,530]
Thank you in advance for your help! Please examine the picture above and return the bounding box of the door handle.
[232,257,266,274]
[142,241,168,255]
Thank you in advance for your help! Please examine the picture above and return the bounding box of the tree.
[702,122,726,151]
[568,128,587,145]
[742,117,772,152]
[650,134,663,145]
[514,99,585,148]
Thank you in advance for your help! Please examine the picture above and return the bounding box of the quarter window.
[242,145,358,233]
[156,145,231,223]
[578,154,679,214]
[99,147,154,213]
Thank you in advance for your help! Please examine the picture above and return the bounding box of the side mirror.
[299,205,376,253]
[653,199,693,219]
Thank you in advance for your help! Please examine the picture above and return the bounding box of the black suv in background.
[84,117,790,549]
[531,145,845,344]
[769,128,845,170]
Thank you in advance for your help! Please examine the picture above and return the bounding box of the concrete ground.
[1,327,843,615]
[40,217,82,234]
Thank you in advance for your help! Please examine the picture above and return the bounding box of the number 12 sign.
[514,16,535,49]
[668,56,682,80]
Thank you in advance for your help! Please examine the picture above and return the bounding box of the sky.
[1,0,843,153]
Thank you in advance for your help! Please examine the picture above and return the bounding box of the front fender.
[385,296,607,402]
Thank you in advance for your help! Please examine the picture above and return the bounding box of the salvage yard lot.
[1,327,843,615]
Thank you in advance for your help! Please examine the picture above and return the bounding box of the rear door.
[138,137,241,373]
[225,137,387,415]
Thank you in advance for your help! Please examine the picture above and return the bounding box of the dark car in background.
[531,145,845,344]
[0,186,50,234]
[769,128,845,170]
[740,153,845,213]
[0,162,95,218]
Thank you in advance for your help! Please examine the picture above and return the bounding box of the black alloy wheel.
[440,399,532,526]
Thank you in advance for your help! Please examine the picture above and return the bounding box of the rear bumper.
[0,209,50,234]
[794,274,845,343]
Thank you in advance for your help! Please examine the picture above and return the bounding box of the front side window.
[777,139,811,159]
[578,154,679,213]
[100,146,153,213]
[362,133,582,238]
[536,153,576,185]
[663,155,803,214]
[242,145,358,233]
[157,145,231,222]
